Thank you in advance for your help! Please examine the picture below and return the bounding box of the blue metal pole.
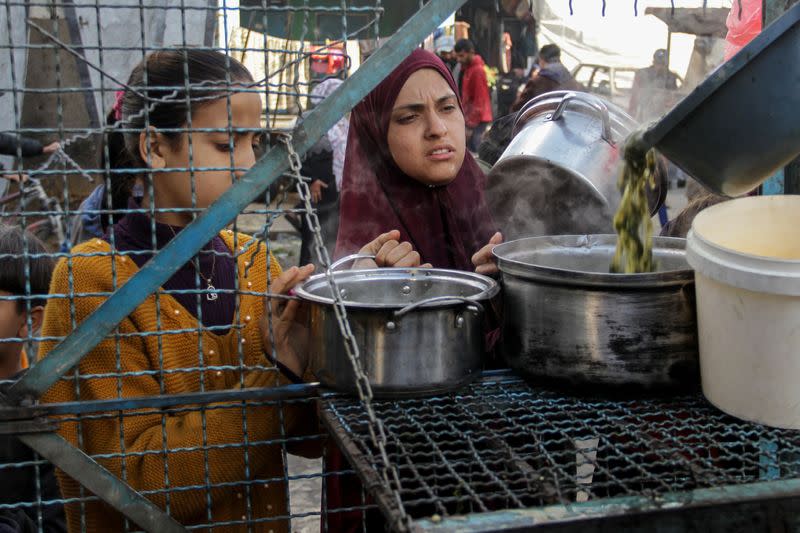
[413,478,800,531]
[18,432,186,533]
[6,0,469,404]
[0,381,320,418]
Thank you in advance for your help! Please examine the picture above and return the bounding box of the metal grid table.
[321,372,800,532]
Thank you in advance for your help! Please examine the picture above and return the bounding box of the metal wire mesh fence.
[0,1,467,531]
[322,373,800,531]
[0,1,769,532]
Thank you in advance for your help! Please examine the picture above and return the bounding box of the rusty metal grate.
[321,372,800,531]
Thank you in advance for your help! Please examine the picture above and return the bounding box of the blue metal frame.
[18,433,186,533]
[414,478,800,531]
[0,381,320,419]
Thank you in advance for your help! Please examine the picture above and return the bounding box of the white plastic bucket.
[686,195,800,429]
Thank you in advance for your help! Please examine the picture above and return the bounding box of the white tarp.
[1,0,213,134]
[68,0,212,120]
[536,0,732,75]
[0,3,31,132]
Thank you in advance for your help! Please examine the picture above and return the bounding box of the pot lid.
[493,234,694,288]
[295,268,499,308]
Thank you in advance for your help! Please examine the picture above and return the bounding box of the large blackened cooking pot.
[493,235,699,390]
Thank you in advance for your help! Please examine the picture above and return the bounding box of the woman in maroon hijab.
[336,48,501,272]
[325,49,502,532]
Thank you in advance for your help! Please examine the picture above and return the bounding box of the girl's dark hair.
[0,224,54,310]
[106,49,254,214]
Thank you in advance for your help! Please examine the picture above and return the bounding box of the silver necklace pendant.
[206,283,218,302]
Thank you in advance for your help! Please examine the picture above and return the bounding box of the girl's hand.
[259,264,315,377]
[357,230,432,268]
[472,231,503,276]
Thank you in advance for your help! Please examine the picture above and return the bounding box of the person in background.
[660,191,729,238]
[296,78,348,267]
[0,134,59,160]
[434,35,457,76]
[476,112,517,168]
[0,134,60,185]
[39,49,320,532]
[454,38,493,153]
[0,225,65,532]
[629,49,680,121]
[70,97,141,244]
[511,43,581,112]
[495,67,527,118]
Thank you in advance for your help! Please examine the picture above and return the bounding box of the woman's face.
[144,90,263,225]
[387,68,466,186]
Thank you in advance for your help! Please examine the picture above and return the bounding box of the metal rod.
[18,432,186,533]
[6,0,471,404]
[413,478,800,531]
[0,382,320,419]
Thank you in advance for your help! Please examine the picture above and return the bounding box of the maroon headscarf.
[334,48,496,271]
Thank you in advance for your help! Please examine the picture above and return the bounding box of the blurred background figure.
[628,48,680,121]
[293,78,348,268]
[434,35,458,78]
[454,38,493,153]
[0,134,59,161]
[0,134,59,188]
[511,43,581,112]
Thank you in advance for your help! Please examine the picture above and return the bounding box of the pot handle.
[393,296,484,319]
[547,92,614,144]
[329,253,377,271]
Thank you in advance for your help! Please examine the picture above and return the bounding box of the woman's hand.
[357,230,431,268]
[2,173,28,183]
[42,141,61,155]
[309,179,328,203]
[472,231,503,275]
[259,264,315,378]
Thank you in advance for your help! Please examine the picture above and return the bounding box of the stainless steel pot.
[493,235,698,389]
[295,262,499,397]
[487,91,667,241]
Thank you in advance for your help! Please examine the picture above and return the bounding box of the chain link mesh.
[0,1,754,532]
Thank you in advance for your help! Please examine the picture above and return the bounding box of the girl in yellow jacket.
[39,49,318,532]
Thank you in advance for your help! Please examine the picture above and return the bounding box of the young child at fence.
[38,50,321,532]
[70,107,144,244]
[0,224,66,532]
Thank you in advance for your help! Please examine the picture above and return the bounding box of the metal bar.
[17,432,186,533]
[15,1,382,11]
[6,0,469,404]
[413,477,800,532]
[0,381,320,419]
